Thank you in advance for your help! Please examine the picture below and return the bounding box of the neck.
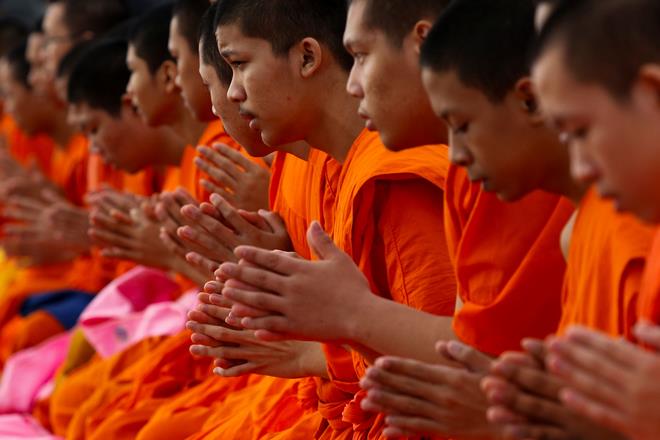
[155,126,188,166]
[280,141,310,160]
[168,101,207,145]
[50,111,75,148]
[540,140,588,204]
[305,69,364,163]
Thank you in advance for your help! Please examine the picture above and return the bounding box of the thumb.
[634,321,660,351]
[258,209,284,233]
[437,340,492,374]
[306,221,339,261]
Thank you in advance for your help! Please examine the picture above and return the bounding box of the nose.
[227,77,246,103]
[569,142,600,185]
[448,133,473,167]
[346,66,364,99]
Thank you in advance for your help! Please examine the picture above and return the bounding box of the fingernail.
[220,263,237,277]
[447,341,466,357]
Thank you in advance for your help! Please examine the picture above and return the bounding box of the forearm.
[345,293,456,364]
[300,341,330,379]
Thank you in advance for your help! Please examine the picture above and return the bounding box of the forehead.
[216,23,269,53]
[423,68,489,110]
[43,3,66,32]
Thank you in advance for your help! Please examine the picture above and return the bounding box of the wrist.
[341,289,381,344]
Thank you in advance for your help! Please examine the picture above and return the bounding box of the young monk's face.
[198,46,273,157]
[126,44,175,127]
[169,16,213,122]
[534,46,660,222]
[0,60,45,135]
[422,68,559,201]
[217,24,308,147]
[75,100,154,174]
[42,3,74,98]
[344,0,443,150]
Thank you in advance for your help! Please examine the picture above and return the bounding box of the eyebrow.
[219,49,238,58]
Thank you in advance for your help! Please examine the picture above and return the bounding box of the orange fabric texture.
[558,189,654,338]
[446,165,575,356]
[312,131,455,439]
[0,310,65,364]
[638,228,660,324]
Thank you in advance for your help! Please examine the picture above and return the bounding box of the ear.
[513,77,543,125]
[632,64,660,111]
[410,20,433,55]
[160,60,179,94]
[296,37,323,79]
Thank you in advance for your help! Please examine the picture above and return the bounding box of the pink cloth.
[0,414,61,439]
[0,333,71,414]
[79,266,196,358]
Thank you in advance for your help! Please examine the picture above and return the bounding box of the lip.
[358,110,376,131]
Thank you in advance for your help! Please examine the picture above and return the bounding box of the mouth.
[358,109,376,131]
[239,109,260,131]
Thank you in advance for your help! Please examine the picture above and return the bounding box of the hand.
[360,341,497,439]
[188,285,327,379]
[177,193,291,266]
[546,324,660,440]
[218,221,373,343]
[482,341,625,440]
[195,143,270,212]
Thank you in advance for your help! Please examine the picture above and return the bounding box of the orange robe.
[638,228,660,324]
[557,189,654,338]
[446,165,574,356]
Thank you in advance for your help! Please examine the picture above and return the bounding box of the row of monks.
[0,0,656,439]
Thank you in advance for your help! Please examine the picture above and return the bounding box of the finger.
[186,252,221,276]
[558,388,628,435]
[194,155,237,188]
[486,405,528,424]
[212,142,255,171]
[91,229,136,250]
[220,262,288,295]
[437,340,492,374]
[197,302,231,322]
[546,353,623,411]
[362,388,450,420]
[562,326,638,369]
[238,316,291,340]
[209,194,256,235]
[491,360,562,400]
[185,321,246,344]
[362,366,450,405]
[306,221,343,261]
[548,339,629,395]
[382,416,448,438]
[373,356,466,388]
[521,338,548,367]
[187,308,225,326]
[199,144,242,180]
[634,321,660,351]
[240,210,270,231]
[214,361,262,378]
[501,423,573,440]
[232,246,304,276]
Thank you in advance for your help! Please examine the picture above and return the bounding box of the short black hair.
[351,0,451,48]
[0,17,29,57]
[214,0,353,72]
[173,0,210,53]
[536,0,660,100]
[5,41,31,88]
[199,2,231,84]
[420,0,536,103]
[56,40,93,79]
[67,39,131,117]
[129,3,175,74]
[60,0,130,38]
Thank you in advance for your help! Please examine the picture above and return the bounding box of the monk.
[523,1,660,440]
[359,1,652,439]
